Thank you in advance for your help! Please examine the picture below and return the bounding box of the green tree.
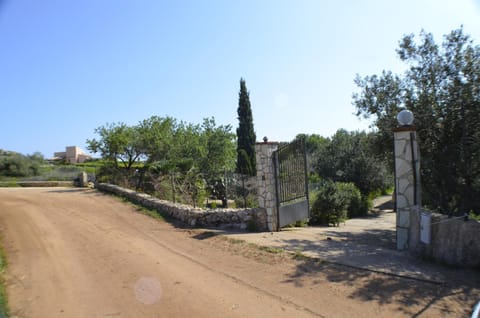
[199,118,236,205]
[315,129,392,197]
[137,116,176,163]
[86,123,144,175]
[88,116,237,207]
[294,133,329,176]
[200,117,236,178]
[353,28,480,214]
[236,78,257,176]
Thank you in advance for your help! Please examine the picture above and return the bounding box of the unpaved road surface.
[0,188,479,317]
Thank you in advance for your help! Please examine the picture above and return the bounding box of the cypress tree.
[236,78,256,176]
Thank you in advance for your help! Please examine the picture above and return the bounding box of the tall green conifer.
[236,78,256,176]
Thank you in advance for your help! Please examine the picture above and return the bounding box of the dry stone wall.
[96,183,267,231]
[409,207,480,268]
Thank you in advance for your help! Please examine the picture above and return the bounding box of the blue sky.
[1,0,480,157]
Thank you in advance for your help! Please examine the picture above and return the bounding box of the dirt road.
[0,188,478,317]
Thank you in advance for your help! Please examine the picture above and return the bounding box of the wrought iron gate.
[273,138,309,230]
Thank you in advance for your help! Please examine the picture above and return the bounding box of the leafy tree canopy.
[87,116,236,199]
[313,129,392,197]
[86,123,143,172]
[353,27,480,214]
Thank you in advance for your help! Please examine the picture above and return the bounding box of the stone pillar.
[255,141,279,231]
[79,171,88,187]
[393,126,421,250]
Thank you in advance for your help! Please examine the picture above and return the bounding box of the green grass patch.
[292,247,309,261]
[0,181,19,188]
[469,211,480,222]
[134,205,166,222]
[226,238,245,245]
[116,197,166,222]
[0,240,9,318]
[258,246,284,254]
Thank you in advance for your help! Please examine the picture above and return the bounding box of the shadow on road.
[282,239,480,317]
[374,199,394,211]
[321,227,396,250]
[43,189,480,316]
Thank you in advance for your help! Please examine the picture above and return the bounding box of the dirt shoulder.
[0,188,478,317]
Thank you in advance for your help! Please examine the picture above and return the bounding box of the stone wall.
[409,207,480,268]
[96,183,267,231]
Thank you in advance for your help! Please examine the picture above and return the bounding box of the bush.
[310,181,347,226]
[234,193,258,209]
[310,181,366,226]
[336,182,369,218]
[0,154,41,177]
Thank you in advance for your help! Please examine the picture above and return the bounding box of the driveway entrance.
[222,196,448,282]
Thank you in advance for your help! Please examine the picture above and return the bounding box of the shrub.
[336,182,369,218]
[234,193,258,209]
[310,181,367,226]
[310,181,347,226]
[246,213,261,232]
[0,154,38,177]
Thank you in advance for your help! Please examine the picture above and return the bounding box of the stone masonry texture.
[96,183,267,231]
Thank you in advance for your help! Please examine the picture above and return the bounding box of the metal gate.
[273,138,309,230]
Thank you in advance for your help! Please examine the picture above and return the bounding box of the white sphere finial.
[397,109,414,126]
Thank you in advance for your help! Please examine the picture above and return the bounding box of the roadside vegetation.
[0,149,44,178]
[86,79,258,209]
[2,28,478,222]
[354,27,480,216]
[0,149,110,187]
[305,27,480,223]
[0,239,8,318]
[116,196,166,222]
[296,131,393,226]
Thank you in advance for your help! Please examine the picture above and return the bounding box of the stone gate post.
[393,110,421,250]
[255,139,279,231]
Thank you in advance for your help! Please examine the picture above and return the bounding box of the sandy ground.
[0,188,479,318]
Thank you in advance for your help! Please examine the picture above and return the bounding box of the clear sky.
[1,0,480,157]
